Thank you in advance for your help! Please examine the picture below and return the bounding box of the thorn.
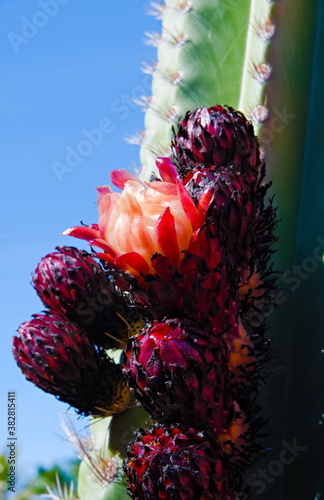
[125,131,146,146]
[256,18,276,41]
[158,69,184,86]
[163,70,183,86]
[144,31,163,47]
[141,61,159,76]
[164,145,172,156]
[251,105,269,124]
[146,142,171,158]
[146,1,167,19]
[173,0,193,13]
[142,61,183,86]
[132,95,154,110]
[142,60,183,86]
[103,331,125,346]
[154,105,179,123]
[165,31,189,47]
[144,30,189,49]
[115,311,133,335]
[252,63,272,83]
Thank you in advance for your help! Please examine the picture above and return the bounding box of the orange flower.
[64,158,212,277]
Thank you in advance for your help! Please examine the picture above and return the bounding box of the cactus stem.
[146,142,170,157]
[238,0,274,132]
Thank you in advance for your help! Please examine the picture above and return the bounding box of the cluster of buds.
[64,105,277,498]
[12,246,143,417]
[13,105,277,498]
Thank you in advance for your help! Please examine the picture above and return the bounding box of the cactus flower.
[64,162,212,278]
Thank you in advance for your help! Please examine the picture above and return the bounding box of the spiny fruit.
[32,245,143,348]
[124,424,240,500]
[122,318,231,431]
[171,105,260,185]
[12,312,130,417]
[170,106,277,314]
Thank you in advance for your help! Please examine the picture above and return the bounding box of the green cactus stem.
[139,0,254,177]
[76,350,151,500]
[77,416,127,500]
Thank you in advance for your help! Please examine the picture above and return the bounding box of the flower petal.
[95,252,115,265]
[115,252,151,276]
[110,169,146,190]
[116,192,156,259]
[197,188,213,214]
[149,181,177,196]
[88,238,117,257]
[62,226,100,241]
[156,157,178,184]
[156,207,180,265]
[97,185,112,203]
[176,178,200,231]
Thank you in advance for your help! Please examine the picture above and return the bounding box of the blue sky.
[0,0,158,489]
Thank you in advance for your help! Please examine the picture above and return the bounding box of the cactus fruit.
[122,319,230,428]
[13,247,141,419]
[32,246,143,349]
[12,313,130,417]
[124,424,240,500]
[172,105,260,180]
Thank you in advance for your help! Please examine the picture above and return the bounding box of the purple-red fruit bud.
[124,424,237,500]
[32,246,142,348]
[12,312,130,416]
[172,105,260,184]
[122,319,231,432]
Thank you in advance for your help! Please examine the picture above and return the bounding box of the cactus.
[134,1,324,499]
[71,1,324,498]
[139,0,275,177]
[13,1,324,499]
